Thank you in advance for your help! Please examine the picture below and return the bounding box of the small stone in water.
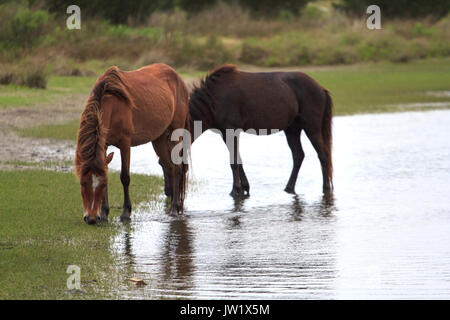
[128,278,146,285]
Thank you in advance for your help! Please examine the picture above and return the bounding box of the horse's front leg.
[100,184,110,222]
[119,143,132,222]
[223,133,246,198]
[238,164,250,196]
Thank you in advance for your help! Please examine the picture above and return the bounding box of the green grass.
[0,170,163,299]
[9,58,450,142]
[15,58,450,143]
[307,58,450,115]
[17,119,80,141]
[0,76,96,109]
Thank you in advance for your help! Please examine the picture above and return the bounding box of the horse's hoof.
[323,186,333,194]
[164,189,173,198]
[100,212,109,223]
[230,188,244,198]
[284,187,296,194]
[120,215,131,223]
[168,205,181,216]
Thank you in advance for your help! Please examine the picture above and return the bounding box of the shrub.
[240,0,309,17]
[335,0,450,19]
[240,43,269,65]
[165,34,234,69]
[0,62,49,89]
[0,2,54,49]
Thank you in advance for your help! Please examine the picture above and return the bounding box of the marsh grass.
[14,58,450,144]
[0,170,163,299]
[0,75,96,109]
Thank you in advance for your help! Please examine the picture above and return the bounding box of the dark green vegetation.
[45,0,312,22]
[0,170,163,299]
[1,1,449,87]
[336,0,450,18]
[44,0,450,22]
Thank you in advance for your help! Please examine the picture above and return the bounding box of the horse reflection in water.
[118,193,336,298]
[121,217,195,297]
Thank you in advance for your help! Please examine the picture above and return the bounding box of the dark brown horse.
[188,64,333,197]
[75,63,190,224]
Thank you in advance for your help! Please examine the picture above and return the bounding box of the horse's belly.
[131,102,174,144]
[243,104,297,131]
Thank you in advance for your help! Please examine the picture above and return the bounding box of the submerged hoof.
[230,188,246,199]
[323,186,333,194]
[284,187,296,194]
[167,204,182,216]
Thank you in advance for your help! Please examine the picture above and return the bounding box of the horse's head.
[79,152,114,224]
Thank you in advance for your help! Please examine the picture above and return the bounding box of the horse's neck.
[91,106,109,168]
[190,117,214,143]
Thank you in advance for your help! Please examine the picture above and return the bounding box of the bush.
[240,0,309,17]
[166,34,234,69]
[335,0,450,19]
[0,2,54,49]
[240,42,269,65]
[0,62,49,89]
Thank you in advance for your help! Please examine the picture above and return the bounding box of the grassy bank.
[0,170,163,299]
[0,75,96,109]
[12,58,450,141]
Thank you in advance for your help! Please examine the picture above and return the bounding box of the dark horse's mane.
[189,64,237,124]
[74,66,133,179]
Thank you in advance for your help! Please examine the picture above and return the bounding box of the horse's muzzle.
[84,215,101,225]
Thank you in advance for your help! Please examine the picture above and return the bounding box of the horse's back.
[209,68,327,130]
[279,71,329,125]
[119,64,188,145]
[213,70,299,130]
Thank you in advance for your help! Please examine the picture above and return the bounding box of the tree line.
[11,0,450,24]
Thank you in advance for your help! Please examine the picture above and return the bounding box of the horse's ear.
[106,152,114,164]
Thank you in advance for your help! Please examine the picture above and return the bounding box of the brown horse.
[74,63,190,224]
[188,64,333,197]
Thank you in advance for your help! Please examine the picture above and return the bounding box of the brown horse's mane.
[74,66,133,180]
[189,64,237,125]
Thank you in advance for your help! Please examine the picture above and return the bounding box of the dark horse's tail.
[322,88,333,189]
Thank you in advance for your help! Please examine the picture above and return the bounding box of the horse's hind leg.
[304,129,332,193]
[119,141,132,222]
[159,158,173,198]
[284,125,304,194]
[152,132,183,215]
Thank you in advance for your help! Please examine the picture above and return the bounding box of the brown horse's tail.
[322,89,333,190]
[178,111,191,212]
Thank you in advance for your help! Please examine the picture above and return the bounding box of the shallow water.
[108,110,450,299]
